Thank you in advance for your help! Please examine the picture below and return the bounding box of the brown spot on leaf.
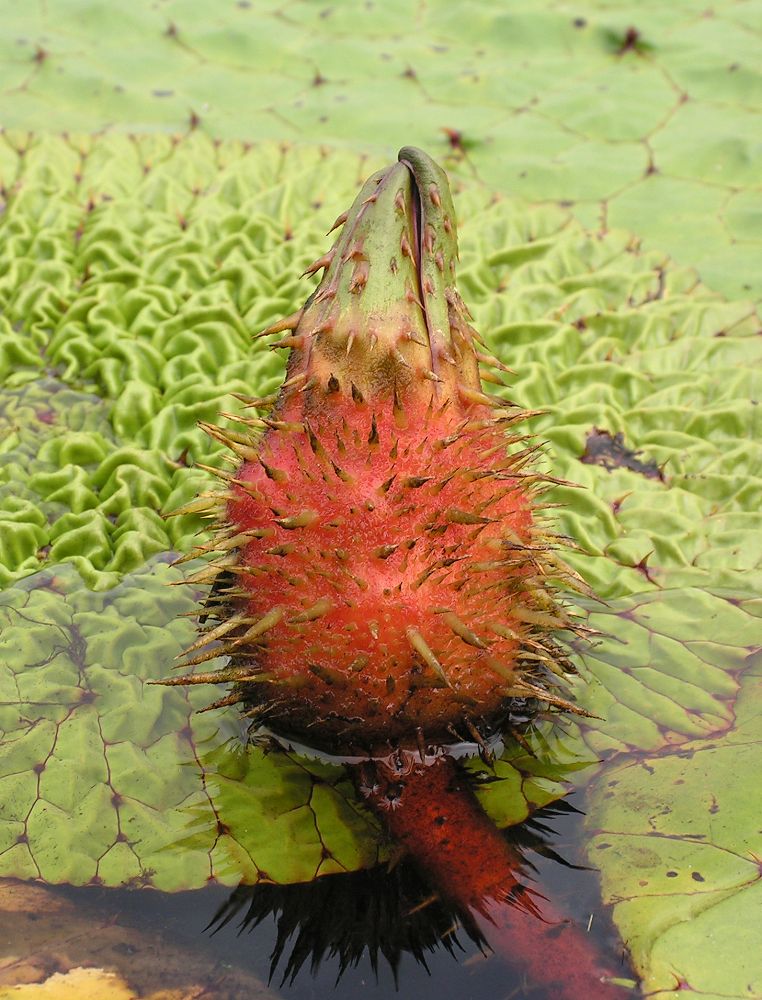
[580,427,664,481]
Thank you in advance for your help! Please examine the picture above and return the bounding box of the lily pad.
[584,636,762,999]
[0,550,757,921]
[0,557,580,891]
[1,135,758,604]
[1,3,761,300]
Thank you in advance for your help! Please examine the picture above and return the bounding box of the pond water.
[40,783,629,999]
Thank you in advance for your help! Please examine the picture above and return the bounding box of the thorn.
[165,497,219,518]
[194,462,237,483]
[327,373,340,393]
[176,645,233,668]
[282,371,309,392]
[231,390,279,410]
[326,210,349,234]
[342,241,366,263]
[301,250,335,277]
[288,597,332,623]
[197,692,248,713]
[265,543,296,556]
[459,385,497,408]
[428,183,441,207]
[218,411,265,428]
[262,418,305,434]
[304,421,327,458]
[373,544,398,559]
[256,308,304,338]
[406,627,452,688]
[349,259,369,292]
[268,335,304,350]
[484,657,516,681]
[470,560,514,573]
[488,623,519,640]
[258,458,289,484]
[514,681,596,718]
[242,607,284,640]
[445,508,492,526]
[463,717,494,762]
[309,663,347,686]
[198,421,251,448]
[512,607,569,630]
[392,386,407,429]
[331,460,355,484]
[158,666,255,686]
[182,615,247,654]
[519,649,571,679]
[392,347,411,370]
[351,382,364,404]
[275,510,319,530]
[475,350,515,374]
[440,612,488,649]
[368,414,379,446]
[480,368,504,386]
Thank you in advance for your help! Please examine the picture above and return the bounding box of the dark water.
[53,786,632,999]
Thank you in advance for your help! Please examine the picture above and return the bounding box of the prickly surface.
[177,149,582,750]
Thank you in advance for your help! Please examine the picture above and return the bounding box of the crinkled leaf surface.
[0,136,758,599]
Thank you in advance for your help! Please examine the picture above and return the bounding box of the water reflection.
[205,748,633,999]
[209,788,603,996]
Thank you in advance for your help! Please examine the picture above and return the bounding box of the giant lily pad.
[0,135,758,602]
[0,552,757,911]
[1,3,761,300]
[0,556,591,891]
[584,631,762,999]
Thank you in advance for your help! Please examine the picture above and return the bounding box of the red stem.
[354,752,631,1000]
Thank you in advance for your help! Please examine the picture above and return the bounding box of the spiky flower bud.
[171,148,588,753]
